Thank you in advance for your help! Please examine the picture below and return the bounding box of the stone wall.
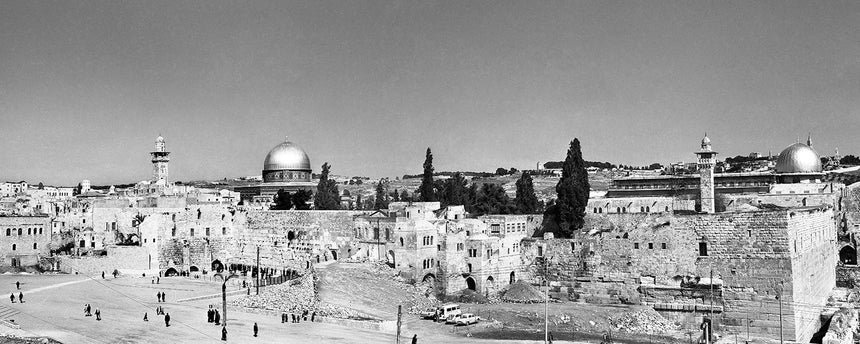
[59,246,152,275]
[521,208,836,342]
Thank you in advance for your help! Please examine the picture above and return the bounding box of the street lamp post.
[215,271,239,340]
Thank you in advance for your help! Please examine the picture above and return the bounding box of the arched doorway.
[211,260,224,272]
[189,266,199,272]
[484,276,496,295]
[330,250,338,260]
[465,276,476,291]
[164,268,179,276]
[423,273,436,284]
[840,245,857,265]
[509,271,516,284]
[386,250,395,267]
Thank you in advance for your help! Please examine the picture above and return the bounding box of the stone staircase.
[0,305,20,320]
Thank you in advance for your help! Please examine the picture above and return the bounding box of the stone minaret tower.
[151,135,170,184]
[696,133,718,213]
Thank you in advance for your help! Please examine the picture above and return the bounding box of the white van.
[436,304,461,322]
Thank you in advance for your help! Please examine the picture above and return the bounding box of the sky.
[2,0,859,186]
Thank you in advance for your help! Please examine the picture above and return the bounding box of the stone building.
[0,215,52,267]
[352,202,542,295]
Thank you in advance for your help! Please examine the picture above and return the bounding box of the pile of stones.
[608,308,676,334]
[501,281,545,303]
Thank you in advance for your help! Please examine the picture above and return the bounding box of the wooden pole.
[396,305,402,344]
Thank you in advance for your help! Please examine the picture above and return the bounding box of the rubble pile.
[608,308,677,334]
[501,281,545,303]
[406,281,440,314]
[230,273,317,312]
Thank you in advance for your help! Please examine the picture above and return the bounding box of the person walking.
[86,304,92,316]
[311,311,316,322]
[164,313,171,327]
[161,291,166,302]
[156,291,161,303]
[207,308,213,323]
[214,310,220,325]
[101,271,105,279]
[9,293,14,303]
[221,326,227,341]
[16,281,19,290]
[411,334,418,344]
[95,309,101,321]
[144,313,148,322]
[18,292,23,303]
[253,322,258,337]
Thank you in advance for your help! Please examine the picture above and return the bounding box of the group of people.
[156,291,167,303]
[280,309,315,323]
[151,277,161,284]
[207,305,222,325]
[9,292,23,304]
[83,304,101,321]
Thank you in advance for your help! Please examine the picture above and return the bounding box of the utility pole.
[256,246,260,295]
[746,314,750,342]
[396,305,402,344]
[544,256,548,344]
[778,280,784,344]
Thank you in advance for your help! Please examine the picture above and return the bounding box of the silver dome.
[775,143,822,174]
[263,140,311,171]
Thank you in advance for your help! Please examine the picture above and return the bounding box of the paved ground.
[0,273,586,344]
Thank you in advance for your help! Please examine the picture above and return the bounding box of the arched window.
[399,238,404,246]
[646,206,650,212]
[616,207,621,213]
[18,228,21,235]
[33,243,37,249]
[5,228,9,236]
[11,244,16,251]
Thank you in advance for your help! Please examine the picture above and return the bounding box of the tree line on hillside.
[414,148,542,216]
[542,160,662,171]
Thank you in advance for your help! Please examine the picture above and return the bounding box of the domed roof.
[775,143,822,174]
[263,140,311,171]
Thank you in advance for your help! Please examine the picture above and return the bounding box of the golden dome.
[263,140,311,172]
[775,143,822,174]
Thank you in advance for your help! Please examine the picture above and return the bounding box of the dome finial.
[806,133,812,148]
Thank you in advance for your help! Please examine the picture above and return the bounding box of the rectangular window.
[661,243,667,249]
[206,228,210,236]
[634,243,639,249]
[699,242,708,256]
[648,243,654,249]
[222,227,227,235]
[190,228,195,237]
[571,242,576,251]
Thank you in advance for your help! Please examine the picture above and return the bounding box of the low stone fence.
[59,246,151,275]
[176,288,250,303]
[0,319,20,330]
[226,305,401,334]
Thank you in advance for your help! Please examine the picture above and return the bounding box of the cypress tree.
[400,190,410,202]
[514,172,540,214]
[314,163,341,210]
[374,181,389,210]
[418,148,436,202]
[553,139,590,237]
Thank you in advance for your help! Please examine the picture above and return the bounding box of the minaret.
[151,135,170,184]
[696,133,718,213]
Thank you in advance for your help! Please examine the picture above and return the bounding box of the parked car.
[455,313,479,326]
[419,308,436,319]
[445,313,463,324]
